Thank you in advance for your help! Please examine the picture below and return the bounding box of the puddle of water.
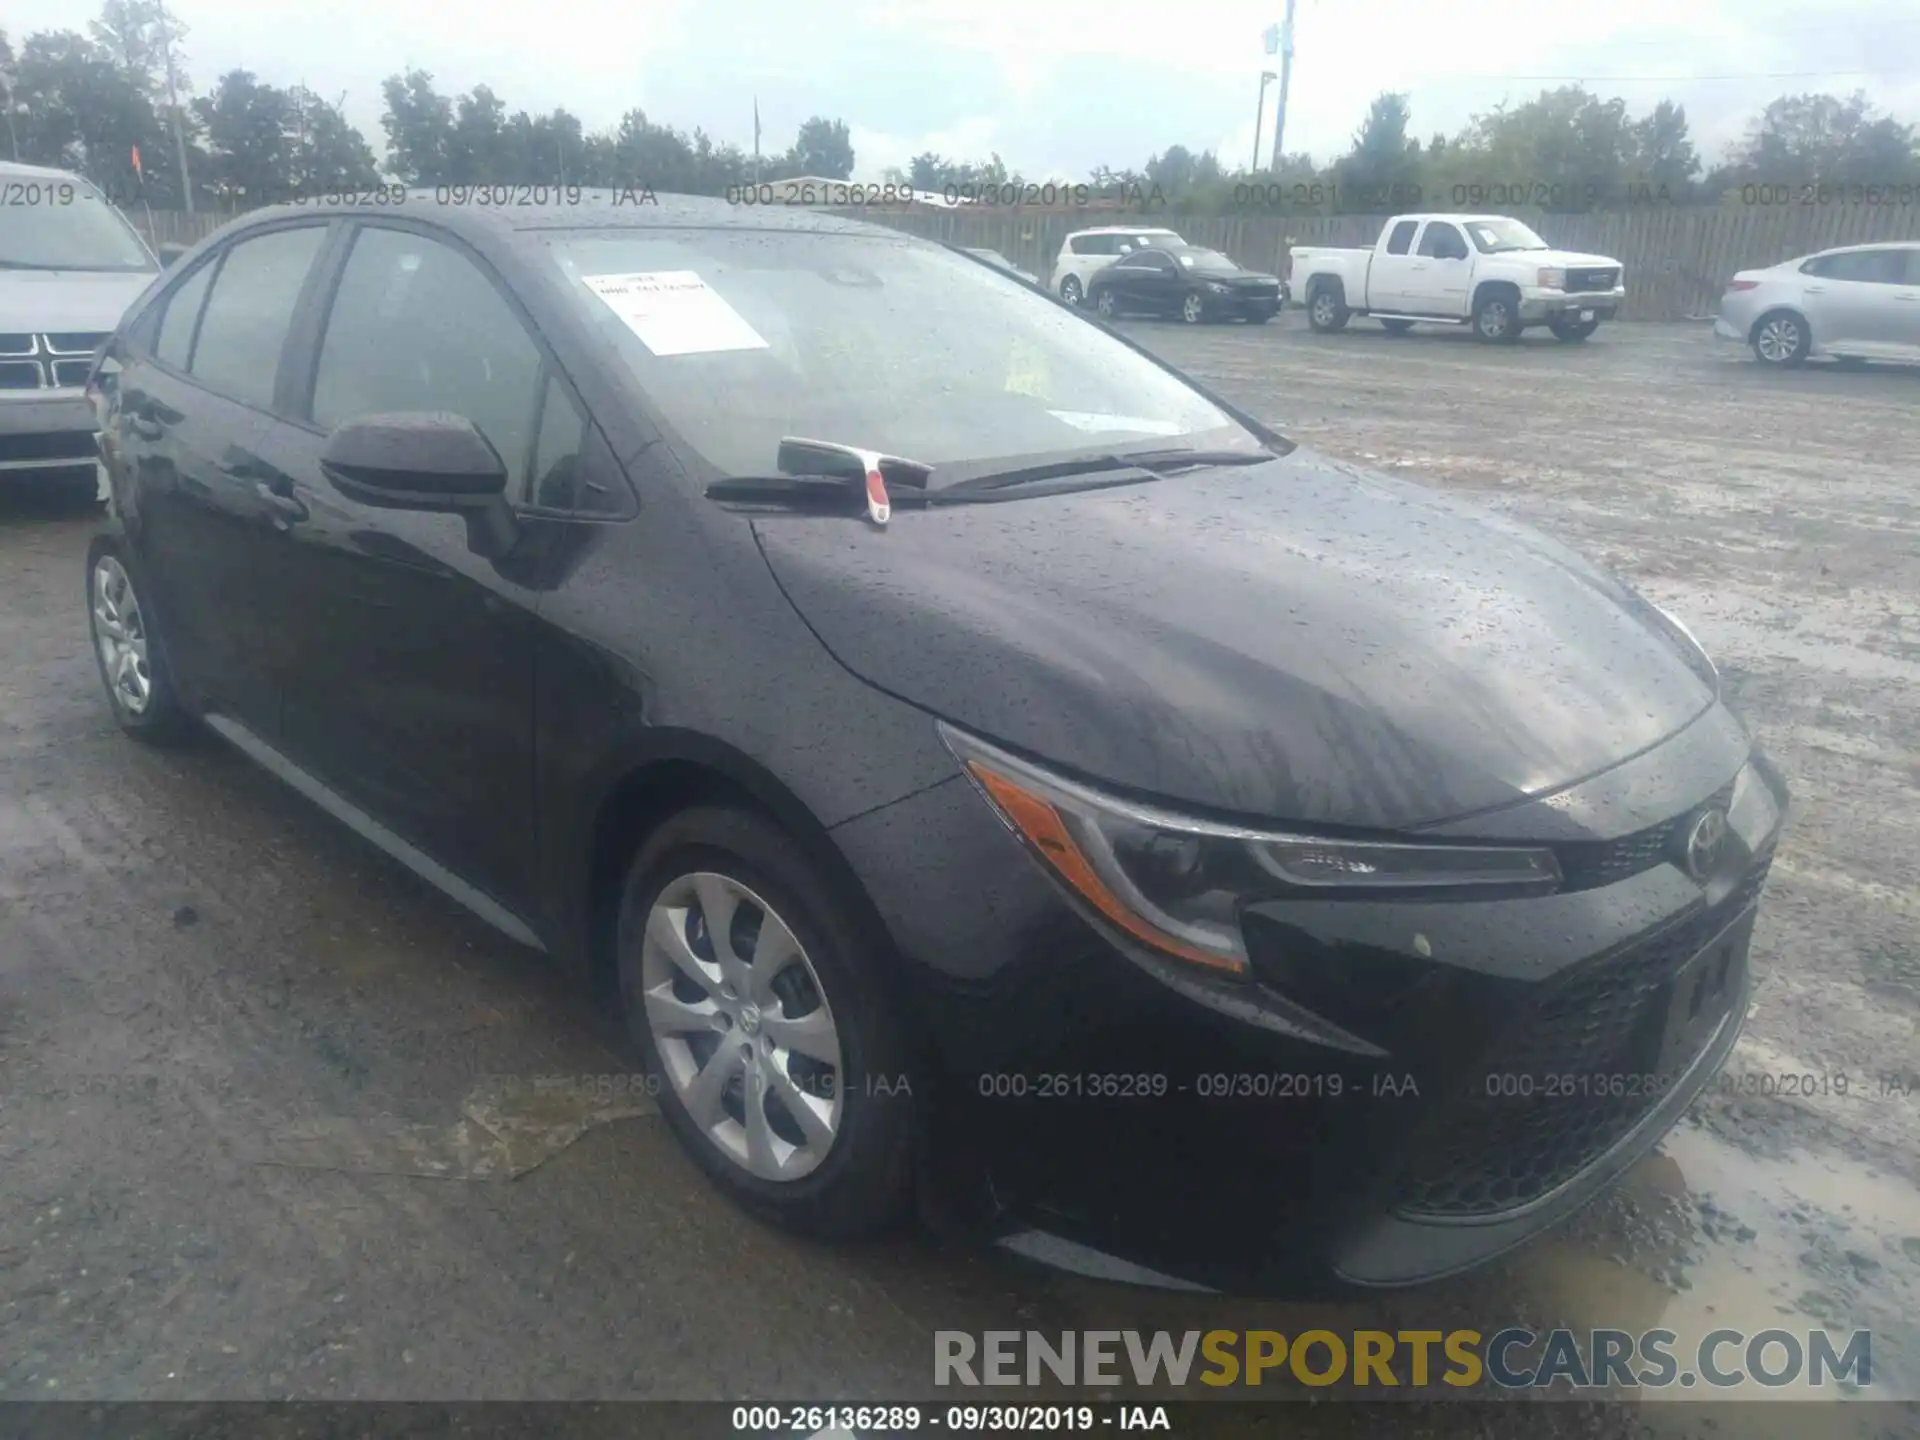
[1511,1121,1919,1403]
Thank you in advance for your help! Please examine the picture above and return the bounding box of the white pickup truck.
[1290,214,1626,342]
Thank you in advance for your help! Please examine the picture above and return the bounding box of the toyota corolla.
[83,194,1786,1293]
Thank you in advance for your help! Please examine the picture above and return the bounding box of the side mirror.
[158,242,188,265]
[320,412,517,556]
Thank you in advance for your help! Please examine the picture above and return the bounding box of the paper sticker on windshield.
[1048,410,1186,436]
[581,271,769,356]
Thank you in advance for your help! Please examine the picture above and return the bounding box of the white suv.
[1049,226,1186,307]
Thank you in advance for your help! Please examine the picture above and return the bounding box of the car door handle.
[1804,285,1826,294]
[254,480,310,525]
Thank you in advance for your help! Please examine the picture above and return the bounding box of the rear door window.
[154,260,216,371]
[1385,220,1418,256]
[189,225,328,410]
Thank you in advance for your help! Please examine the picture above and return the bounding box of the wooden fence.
[130,201,1920,322]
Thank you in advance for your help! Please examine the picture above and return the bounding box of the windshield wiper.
[704,437,932,525]
[933,445,1275,500]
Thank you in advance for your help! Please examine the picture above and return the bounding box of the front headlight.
[1537,267,1565,290]
[940,725,1563,978]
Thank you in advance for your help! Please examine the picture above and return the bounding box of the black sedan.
[1088,242,1283,324]
[83,194,1785,1294]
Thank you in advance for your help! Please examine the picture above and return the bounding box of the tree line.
[4,1,1917,215]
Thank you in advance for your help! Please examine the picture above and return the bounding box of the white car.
[1715,242,1920,368]
[1,160,161,502]
[1291,214,1625,342]
[1048,225,1186,307]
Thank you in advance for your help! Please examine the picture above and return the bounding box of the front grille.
[0,431,99,463]
[44,332,108,355]
[1554,780,1736,889]
[1234,281,1281,299]
[1393,858,1770,1219]
[1567,267,1619,293]
[0,333,107,389]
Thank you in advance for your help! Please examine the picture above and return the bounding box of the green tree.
[379,67,452,184]
[1332,92,1422,208]
[1722,91,1919,185]
[11,30,179,202]
[789,115,853,178]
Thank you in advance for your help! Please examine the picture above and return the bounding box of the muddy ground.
[1,317,1915,1436]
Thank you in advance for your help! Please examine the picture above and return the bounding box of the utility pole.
[1252,70,1276,172]
[154,0,193,211]
[1,71,19,163]
[1268,0,1295,175]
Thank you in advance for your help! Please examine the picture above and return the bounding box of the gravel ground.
[0,315,1915,1435]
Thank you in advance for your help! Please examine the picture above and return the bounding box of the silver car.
[2,161,161,501]
[1715,241,1920,368]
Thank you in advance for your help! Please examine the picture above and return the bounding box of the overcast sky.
[11,0,1920,179]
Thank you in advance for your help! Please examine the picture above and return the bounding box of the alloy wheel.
[1060,276,1083,306]
[640,871,844,1182]
[1477,301,1511,339]
[1182,292,1205,324]
[1312,293,1337,327]
[1756,316,1801,364]
[91,555,153,716]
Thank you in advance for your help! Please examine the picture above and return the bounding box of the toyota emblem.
[1682,808,1730,881]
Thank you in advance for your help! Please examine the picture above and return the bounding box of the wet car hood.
[752,447,1714,831]
[0,269,157,334]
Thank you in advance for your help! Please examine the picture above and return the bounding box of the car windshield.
[550,229,1257,480]
[0,180,158,272]
[1465,218,1550,254]
[1169,247,1240,274]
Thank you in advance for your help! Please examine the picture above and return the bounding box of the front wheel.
[615,805,916,1239]
[1306,285,1349,333]
[1548,316,1599,342]
[1059,275,1083,307]
[1093,288,1117,320]
[1472,290,1521,343]
[1180,291,1207,324]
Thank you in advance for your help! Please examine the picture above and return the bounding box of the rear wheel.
[1306,284,1349,333]
[1751,310,1809,367]
[86,542,191,743]
[1059,275,1083,307]
[1093,288,1117,320]
[1379,318,1414,335]
[615,805,915,1239]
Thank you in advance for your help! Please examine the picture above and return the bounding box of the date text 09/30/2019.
[730,1405,1168,1431]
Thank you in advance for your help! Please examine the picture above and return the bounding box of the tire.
[1180,291,1207,325]
[1750,310,1809,367]
[614,804,916,1239]
[1059,275,1083,308]
[1306,284,1349,333]
[1093,288,1117,320]
[86,539,192,743]
[1379,318,1414,335]
[1548,316,1599,343]
[1472,289,1521,343]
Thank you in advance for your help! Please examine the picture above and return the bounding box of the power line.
[1438,69,1905,83]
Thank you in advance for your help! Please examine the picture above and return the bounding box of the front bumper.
[0,390,99,474]
[1518,287,1625,323]
[831,714,1787,1293]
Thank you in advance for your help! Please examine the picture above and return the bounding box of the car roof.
[1806,240,1920,256]
[1067,225,1182,236]
[216,189,910,247]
